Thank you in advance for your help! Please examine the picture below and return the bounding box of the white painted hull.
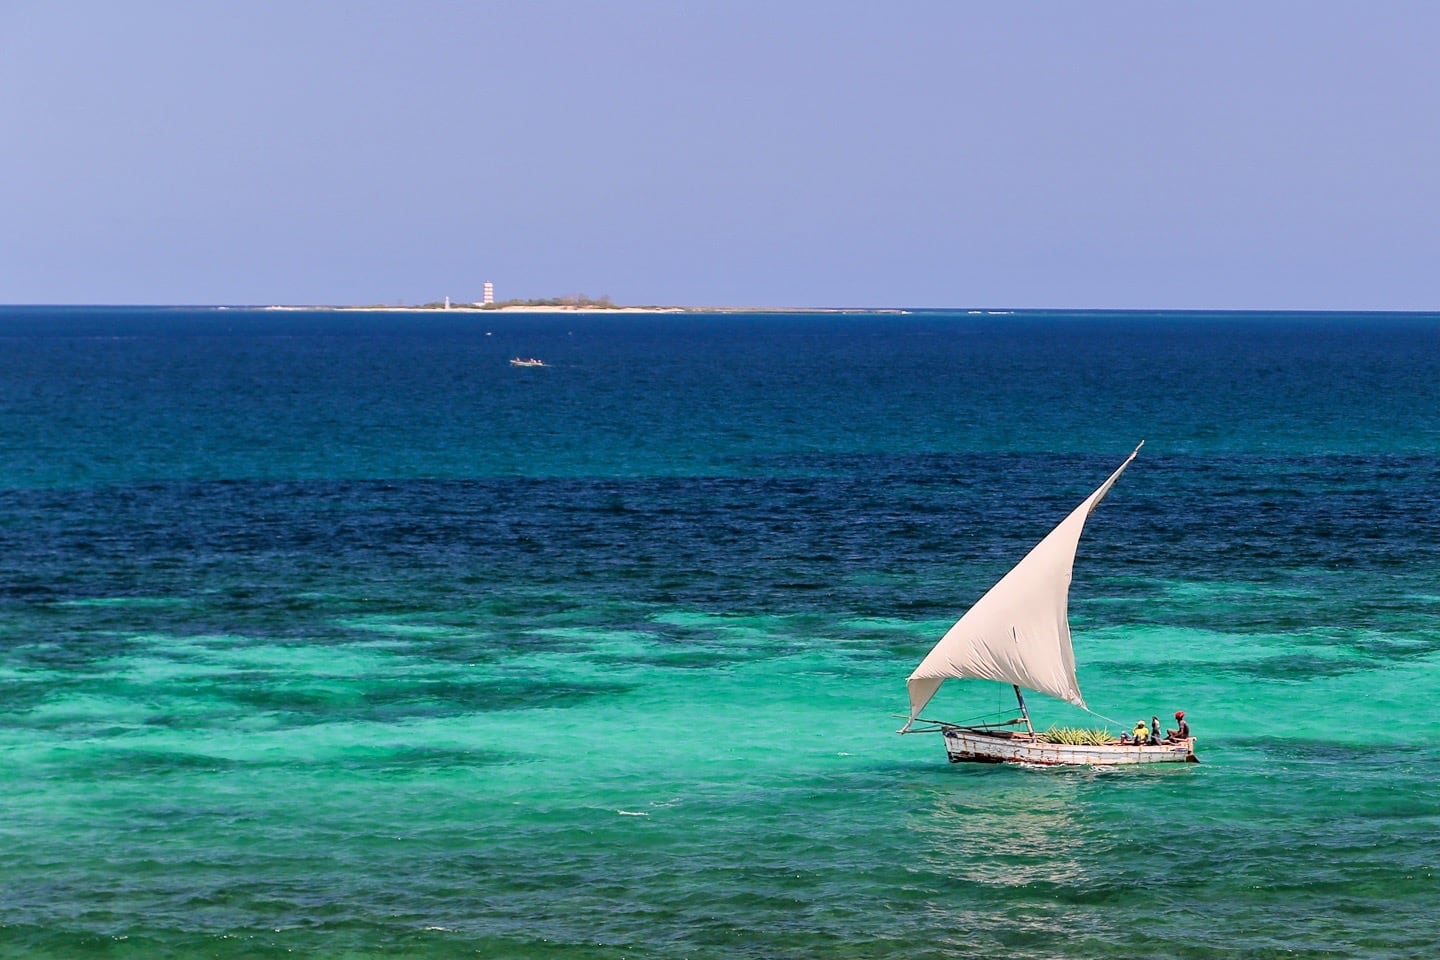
[943,728,1197,766]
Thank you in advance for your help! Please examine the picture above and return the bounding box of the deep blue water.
[1,306,1438,958]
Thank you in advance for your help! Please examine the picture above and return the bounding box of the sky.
[2,1,1438,310]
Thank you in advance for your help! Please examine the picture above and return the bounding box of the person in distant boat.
[1151,716,1162,744]
[1166,710,1190,741]
[1132,720,1149,744]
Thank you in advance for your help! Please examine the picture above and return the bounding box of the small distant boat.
[899,442,1198,766]
[509,357,546,368]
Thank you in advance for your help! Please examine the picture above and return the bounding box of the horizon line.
[3,302,1440,316]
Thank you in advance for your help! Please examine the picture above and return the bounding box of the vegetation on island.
[392,294,628,311]
[478,294,619,310]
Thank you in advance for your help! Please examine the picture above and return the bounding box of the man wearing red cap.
[1167,710,1190,741]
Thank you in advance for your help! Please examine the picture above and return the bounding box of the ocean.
[1,306,1437,959]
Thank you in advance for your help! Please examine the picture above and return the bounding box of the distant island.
[447,294,679,312]
[312,295,904,315]
[319,294,678,313]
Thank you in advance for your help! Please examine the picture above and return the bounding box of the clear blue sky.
[3,1,1437,309]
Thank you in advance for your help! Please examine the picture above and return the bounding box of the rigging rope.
[1082,706,1126,729]
[947,707,1016,727]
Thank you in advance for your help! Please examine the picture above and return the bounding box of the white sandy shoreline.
[258,304,908,315]
[260,305,683,313]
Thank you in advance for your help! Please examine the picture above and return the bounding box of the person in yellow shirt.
[1132,720,1149,744]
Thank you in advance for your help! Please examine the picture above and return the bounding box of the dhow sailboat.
[900,443,1197,765]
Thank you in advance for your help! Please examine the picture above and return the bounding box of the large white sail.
[905,443,1143,725]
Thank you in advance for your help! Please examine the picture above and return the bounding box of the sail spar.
[904,443,1143,726]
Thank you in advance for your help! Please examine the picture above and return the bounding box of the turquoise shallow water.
[1,307,1439,958]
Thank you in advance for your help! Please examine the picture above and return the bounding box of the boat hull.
[943,728,1197,766]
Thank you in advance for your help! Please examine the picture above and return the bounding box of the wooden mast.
[1013,684,1034,736]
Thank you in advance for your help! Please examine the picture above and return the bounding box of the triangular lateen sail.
[904,443,1143,726]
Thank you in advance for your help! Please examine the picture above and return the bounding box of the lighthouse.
[482,282,494,305]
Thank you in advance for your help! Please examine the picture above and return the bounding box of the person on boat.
[1132,720,1149,744]
[1151,716,1162,744]
[1166,711,1190,741]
